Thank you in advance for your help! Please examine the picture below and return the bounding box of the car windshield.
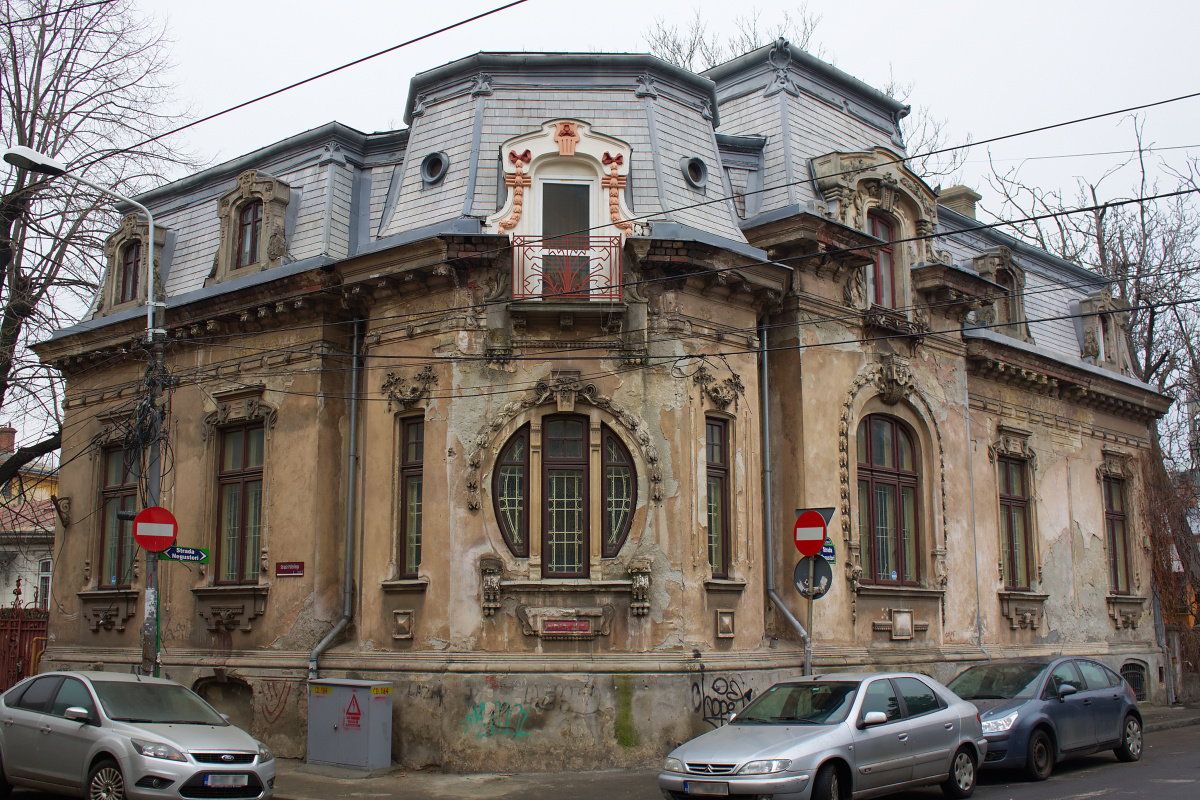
[91,681,227,725]
[948,662,1048,700]
[733,681,859,725]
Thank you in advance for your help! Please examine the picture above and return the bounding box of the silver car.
[658,672,986,800]
[0,670,275,800]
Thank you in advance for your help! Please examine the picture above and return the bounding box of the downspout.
[760,320,812,673]
[964,380,989,657]
[309,318,363,679]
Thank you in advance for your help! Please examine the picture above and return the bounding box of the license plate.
[204,774,249,787]
[683,781,729,796]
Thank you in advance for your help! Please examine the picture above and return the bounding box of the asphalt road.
[10,725,1200,799]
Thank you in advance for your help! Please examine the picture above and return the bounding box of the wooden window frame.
[857,414,921,587]
[215,423,265,585]
[868,214,897,309]
[493,424,530,558]
[601,427,636,558]
[1103,476,1131,594]
[541,414,590,578]
[398,418,424,578]
[998,456,1033,590]
[118,242,140,305]
[235,200,263,270]
[99,447,137,589]
[705,416,731,579]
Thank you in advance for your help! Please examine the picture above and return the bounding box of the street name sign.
[158,546,209,563]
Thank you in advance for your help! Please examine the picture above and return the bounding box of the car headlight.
[737,759,791,775]
[257,742,274,763]
[662,756,684,772]
[130,738,187,762]
[981,711,1019,734]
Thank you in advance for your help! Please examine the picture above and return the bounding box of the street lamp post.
[3,145,166,676]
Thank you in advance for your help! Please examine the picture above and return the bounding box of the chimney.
[938,185,983,220]
[0,426,14,455]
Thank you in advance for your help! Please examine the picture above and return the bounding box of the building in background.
[0,426,56,610]
[32,43,1171,770]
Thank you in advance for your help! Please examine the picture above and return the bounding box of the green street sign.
[158,546,209,564]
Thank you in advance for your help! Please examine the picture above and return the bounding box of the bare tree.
[0,0,195,486]
[642,7,970,181]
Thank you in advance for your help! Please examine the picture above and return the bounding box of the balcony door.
[541,181,591,298]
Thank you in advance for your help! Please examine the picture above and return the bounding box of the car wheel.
[811,762,842,800]
[1114,714,1142,762]
[88,758,126,800]
[1024,729,1054,781]
[941,746,976,798]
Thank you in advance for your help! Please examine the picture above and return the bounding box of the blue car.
[946,657,1141,781]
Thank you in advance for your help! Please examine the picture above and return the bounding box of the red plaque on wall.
[275,561,304,577]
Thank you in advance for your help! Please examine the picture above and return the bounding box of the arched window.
[119,242,140,304]
[868,214,896,308]
[236,200,263,269]
[493,416,636,576]
[857,414,920,585]
[995,269,1016,326]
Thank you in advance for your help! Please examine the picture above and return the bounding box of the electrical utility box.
[307,678,393,770]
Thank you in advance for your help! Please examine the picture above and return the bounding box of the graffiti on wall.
[691,666,754,728]
[261,681,294,725]
[463,701,530,738]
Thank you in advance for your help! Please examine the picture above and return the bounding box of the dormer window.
[236,200,263,269]
[119,243,141,304]
[1079,288,1131,375]
[868,214,896,308]
[972,247,1034,344]
[486,120,639,302]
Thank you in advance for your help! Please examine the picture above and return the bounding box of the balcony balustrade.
[512,235,621,301]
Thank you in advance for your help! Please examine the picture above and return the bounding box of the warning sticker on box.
[343,694,361,729]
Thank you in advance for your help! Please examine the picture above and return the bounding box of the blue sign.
[158,546,210,564]
[820,537,836,563]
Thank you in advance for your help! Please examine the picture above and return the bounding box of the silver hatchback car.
[659,672,986,800]
[0,670,275,800]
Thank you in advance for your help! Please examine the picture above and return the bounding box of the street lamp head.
[2,145,67,177]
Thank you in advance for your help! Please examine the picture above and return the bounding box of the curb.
[1145,714,1200,733]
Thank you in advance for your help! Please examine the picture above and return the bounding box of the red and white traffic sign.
[133,506,178,552]
[793,509,829,557]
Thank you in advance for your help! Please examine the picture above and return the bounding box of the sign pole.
[806,557,816,675]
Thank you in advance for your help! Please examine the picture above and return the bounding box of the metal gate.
[0,602,49,691]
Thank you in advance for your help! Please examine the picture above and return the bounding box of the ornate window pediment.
[1078,288,1132,376]
[208,169,291,286]
[202,385,278,440]
[99,214,168,316]
[973,247,1034,343]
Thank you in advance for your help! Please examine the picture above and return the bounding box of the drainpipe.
[964,381,989,658]
[760,320,812,673]
[309,318,363,679]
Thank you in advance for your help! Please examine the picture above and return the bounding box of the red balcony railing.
[512,235,621,301]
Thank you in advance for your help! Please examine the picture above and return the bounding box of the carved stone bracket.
[380,365,438,412]
[466,369,664,508]
[693,364,746,410]
[875,354,916,406]
[864,307,930,351]
[202,385,277,441]
[628,557,652,616]
[480,555,504,617]
[1106,594,1147,629]
[192,586,269,632]
[989,424,1036,470]
[999,590,1049,630]
[516,604,615,639]
[1097,447,1132,483]
[78,589,139,633]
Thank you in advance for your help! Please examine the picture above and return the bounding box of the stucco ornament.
[692,364,746,410]
[380,365,438,412]
[516,604,614,639]
[211,169,291,283]
[838,358,948,623]
[763,38,799,97]
[480,556,504,617]
[628,557,652,616]
[101,213,167,313]
[484,120,639,239]
[202,386,278,441]
[465,370,664,510]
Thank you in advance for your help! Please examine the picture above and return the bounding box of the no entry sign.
[793,507,835,557]
[133,506,178,552]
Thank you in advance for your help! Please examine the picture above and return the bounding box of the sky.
[138,0,1200,217]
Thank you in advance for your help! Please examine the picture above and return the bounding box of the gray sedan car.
[0,670,275,800]
[659,672,986,800]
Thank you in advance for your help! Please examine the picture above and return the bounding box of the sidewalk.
[272,704,1200,800]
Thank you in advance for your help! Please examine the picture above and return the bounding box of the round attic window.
[420,152,449,185]
[681,157,708,190]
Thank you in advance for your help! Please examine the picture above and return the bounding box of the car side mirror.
[1057,684,1078,701]
[861,711,888,727]
[64,706,93,724]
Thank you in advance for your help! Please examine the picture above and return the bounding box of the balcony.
[512,235,621,301]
